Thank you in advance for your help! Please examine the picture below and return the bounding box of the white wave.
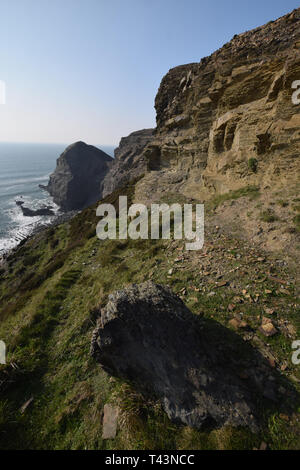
[0,195,60,256]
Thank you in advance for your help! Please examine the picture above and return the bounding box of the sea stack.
[42,141,113,211]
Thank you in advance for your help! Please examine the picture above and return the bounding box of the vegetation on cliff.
[0,7,300,451]
[0,180,299,449]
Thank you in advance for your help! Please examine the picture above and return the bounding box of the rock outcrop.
[43,141,113,211]
[132,9,300,203]
[101,129,154,197]
[91,281,284,431]
[20,205,55,217]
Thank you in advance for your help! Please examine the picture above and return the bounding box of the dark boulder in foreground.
[91,282,293,431]
[42,141,113,211]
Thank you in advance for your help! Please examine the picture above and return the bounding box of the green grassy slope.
[0,181,299,450]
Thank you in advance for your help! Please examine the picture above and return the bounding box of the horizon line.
[0,140,118,147]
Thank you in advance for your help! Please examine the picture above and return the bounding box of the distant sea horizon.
[0,142,115,256]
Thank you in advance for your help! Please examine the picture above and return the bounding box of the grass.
[208,185,260,211]
[260,209,278,223]
[278,200,289,208]
[293,214,300,232]
[0,179,299,450]
[248,158,258,173]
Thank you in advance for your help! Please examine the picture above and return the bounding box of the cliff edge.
[43,141,113,211]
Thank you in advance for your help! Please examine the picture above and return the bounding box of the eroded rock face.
[138,8,300,200]
[91,282,284,431]
[43,141,113,211]
[101,129,154,197]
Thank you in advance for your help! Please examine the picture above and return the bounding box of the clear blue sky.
[0,0,298,146]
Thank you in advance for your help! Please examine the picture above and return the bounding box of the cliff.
[0,180,299,449]
[101,128,154,197]
[0,8,299,451]
[147,8,300,200]
[128,8,300,256]
[43,141,113,211]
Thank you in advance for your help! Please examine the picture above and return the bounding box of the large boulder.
[101,129,154,197]
[42,141,113,211]
[91,282,285,431]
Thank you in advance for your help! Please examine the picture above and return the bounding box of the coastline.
[0,209,78,266]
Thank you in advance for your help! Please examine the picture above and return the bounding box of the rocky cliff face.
[101,129,154,197]
[43,141,113,211]
[133,9,300,203]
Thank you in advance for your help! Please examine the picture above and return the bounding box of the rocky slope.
[101,129,154,197]
[42,141,113,211]
[127,8,300,257]
[147,8,300,199]
[0,8,299,451]
[0,183,299,449]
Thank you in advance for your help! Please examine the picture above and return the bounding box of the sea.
[0,142,115,256]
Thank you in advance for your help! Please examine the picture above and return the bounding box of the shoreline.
[0,209,78,266]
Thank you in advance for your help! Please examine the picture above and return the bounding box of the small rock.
[285,324,296,338]
[216,281,228,288]
[20,397,34,414]
[279,413,289,422]
[264,307,275,315]
[268,357,276,368]
[229,318,248,330]
[260,441,268,450]
[229,319,240,330]
[259,319,277,337]
[233,296,243,304]
[279,288,290,295]
[102,404,119,440]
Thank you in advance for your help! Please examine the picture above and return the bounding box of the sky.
[0,0,299,146]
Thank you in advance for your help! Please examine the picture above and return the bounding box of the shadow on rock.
[91,281,299,432]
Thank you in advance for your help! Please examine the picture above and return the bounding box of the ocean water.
[0,142,115,255]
